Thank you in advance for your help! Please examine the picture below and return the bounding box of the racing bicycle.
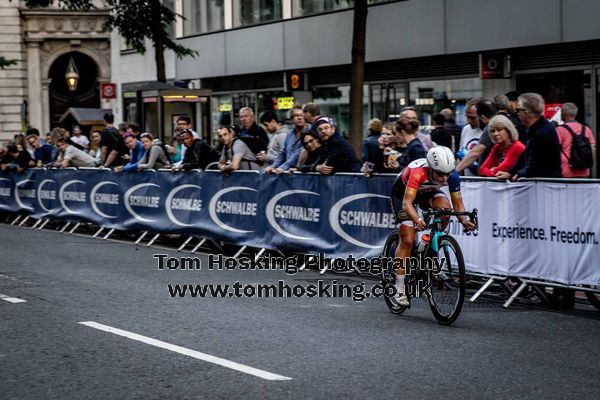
[381,209,478,325]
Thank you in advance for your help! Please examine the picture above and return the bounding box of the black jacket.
[318,133,362,173]
[517,117,562,178]
[181,139,219,170]
[239,123,269,149]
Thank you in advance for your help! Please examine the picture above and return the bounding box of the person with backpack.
[100,113,128,168]
[173,129,220,171]
[217,126,261,173]
[555,102,596,178]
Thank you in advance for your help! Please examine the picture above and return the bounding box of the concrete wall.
[169,0,600,81]
[0,0,26,142]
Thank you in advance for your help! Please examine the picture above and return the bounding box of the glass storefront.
[233,0,282,27]
[313,85,369,138]
[409,78,482,130]
[516,69,593,126]
[370,82,407,122]
[208,78,482,144]
[182,0,224,36]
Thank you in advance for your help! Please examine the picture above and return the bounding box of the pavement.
[1,223,599,399]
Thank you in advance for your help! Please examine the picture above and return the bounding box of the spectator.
[176,116,200,139]
[0,144,33,172]
[495,94,527,143]
[127,122,142,136]
[293,131,324,173]
[400,107,433,151]
[218,126,260,173]
[70,125,89,151]
[137,133,170,171]
[14,134,28,155]
[115,134,145,172]
[456,98,482,175]
[265,106,307,175]
[479,115,526,178]
[55,138,95,168]
[394,115,427,169]
[375,123,404,173]
[302,102,321,128]
[457,99,496,175]
[258,110,288,168]
[171,116,201,168]
[440,108,461,154]
[555,102,596,178]
[26,134,53,167]
[173,130,219,171]
[507,93,562,179]
[238,107,269,149]
[430,113,452,149]
[362,118,384,169]
[48,127,66,162]
[166,132,183,164]
[505,90,521,116]
[314,117,362,175]
[89,130,102,166]
[100,113,127,168]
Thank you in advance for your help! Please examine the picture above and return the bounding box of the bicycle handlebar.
[422,208,478,230]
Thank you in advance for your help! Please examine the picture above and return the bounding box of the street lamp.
[65,56,79,91]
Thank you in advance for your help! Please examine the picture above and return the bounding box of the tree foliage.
[0,56,18,69]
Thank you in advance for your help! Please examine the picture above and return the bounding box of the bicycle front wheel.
[381,231,407,315]
[426,235,466,325]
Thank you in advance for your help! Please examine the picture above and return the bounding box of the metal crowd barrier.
[2,168,599,310]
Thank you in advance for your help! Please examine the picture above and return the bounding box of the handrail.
[9,168,600,182]
[517,177,600,183]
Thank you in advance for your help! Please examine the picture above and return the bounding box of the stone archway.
[21,7,110,133]
[47,51,100,130]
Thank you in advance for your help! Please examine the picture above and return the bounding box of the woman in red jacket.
[479,115,525,178]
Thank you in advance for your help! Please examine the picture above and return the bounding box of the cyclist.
[390,146,476,306]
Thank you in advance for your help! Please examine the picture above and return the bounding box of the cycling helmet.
[426,146,455,174]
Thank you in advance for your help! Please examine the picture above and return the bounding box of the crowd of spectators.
[0,93,596,180]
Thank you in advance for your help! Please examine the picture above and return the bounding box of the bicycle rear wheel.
[381,231,407,315]
[426,235,465,325]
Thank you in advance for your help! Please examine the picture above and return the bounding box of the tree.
[22,0,197,83]
[348,0,367,155]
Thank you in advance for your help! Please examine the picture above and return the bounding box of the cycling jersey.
[401,158,461,193]
[390,158,461,224]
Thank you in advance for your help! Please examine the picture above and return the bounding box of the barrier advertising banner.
[0,170,598,285]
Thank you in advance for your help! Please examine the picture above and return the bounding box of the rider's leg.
[394,222,415,303]
[431,194,452,230]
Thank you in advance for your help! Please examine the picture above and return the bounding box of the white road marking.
[0,294,26,303]
[79,321,292,381]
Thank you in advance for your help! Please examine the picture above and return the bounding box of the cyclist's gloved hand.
[414,218,426,231]
[461,219,476,232]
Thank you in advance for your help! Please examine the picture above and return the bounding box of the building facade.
[0,0,110,141]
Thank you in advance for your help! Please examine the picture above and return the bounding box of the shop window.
[292,0,391,17]
[313,85,369,138]
[370,83,407,122]
[257,91,295,124]
[409,78,482,130]
[182,0,225,36]
[233,0,282,27]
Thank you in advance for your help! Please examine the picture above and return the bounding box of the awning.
[59,108,112,125]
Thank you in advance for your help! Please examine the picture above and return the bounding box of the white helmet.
[426,146,455,174]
